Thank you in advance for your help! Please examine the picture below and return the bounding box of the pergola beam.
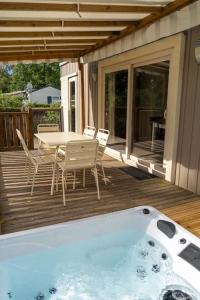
[0,3,163,13]
[0,50,79,61]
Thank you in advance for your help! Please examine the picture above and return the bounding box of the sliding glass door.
[132,61,169,166]
[105,69,128,151]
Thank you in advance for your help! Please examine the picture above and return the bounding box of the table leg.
[51,146,58,195]
[151,122,158,152]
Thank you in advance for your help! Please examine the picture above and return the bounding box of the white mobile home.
[27,86,61,105]
[0,0,199,196]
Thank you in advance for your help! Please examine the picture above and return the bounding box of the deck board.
[1,151,200,237]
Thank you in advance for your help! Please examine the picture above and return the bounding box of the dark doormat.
[119,166,157,180]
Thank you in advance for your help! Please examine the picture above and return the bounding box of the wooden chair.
[37,123,60,153]
[16,129,56,195]
[83,126,96,139]
[96,129,110,184]
[52,139,100,206]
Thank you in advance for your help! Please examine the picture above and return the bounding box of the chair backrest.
[16,129,33,162]
[83,126,96,139]
[63,139,98,170]
[96,129,110,157]
[37,124,60,133]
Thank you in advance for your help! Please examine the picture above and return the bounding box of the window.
[52,96,61,103]
[47,96,52,105]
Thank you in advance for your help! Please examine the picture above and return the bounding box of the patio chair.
[52,139,100,206]
[37,123,60,153]
[83,126,96,138]
[96,128,110,184]
[16,129,56,195]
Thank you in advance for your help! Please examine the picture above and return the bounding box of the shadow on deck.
[1,151,200,237]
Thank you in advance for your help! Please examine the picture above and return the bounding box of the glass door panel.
[105,69,128,151]
[68,77,77,132]
[132,61,169,166]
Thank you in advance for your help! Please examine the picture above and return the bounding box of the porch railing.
[0,107,63,151]
[0,110,33,151]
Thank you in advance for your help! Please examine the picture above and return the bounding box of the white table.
[34,131,92,195]
[35,131,90,147]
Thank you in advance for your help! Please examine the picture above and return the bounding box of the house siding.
[29,86,61,104]
[60,62,79,78]
[60,62,82,132]
[60,61,98,130]
[175,25,200,194]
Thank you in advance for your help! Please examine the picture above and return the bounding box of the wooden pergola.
[0,0,197,63]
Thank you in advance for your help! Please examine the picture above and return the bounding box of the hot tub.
[0,206,200,300]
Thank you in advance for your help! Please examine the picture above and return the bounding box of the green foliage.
[0,63,61,108]
[49,101,60,109]
[26,102,50,108]
[135,67,166,109]
[0,66,12,93]
[0,94,24,108]
[10,63,60,91]
[105,70,128,138]
[42,102,61,124]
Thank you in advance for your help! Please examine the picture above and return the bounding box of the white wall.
[28,86,61,104]
[60,73,79,133]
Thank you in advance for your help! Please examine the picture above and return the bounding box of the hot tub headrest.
[157,220,176,239]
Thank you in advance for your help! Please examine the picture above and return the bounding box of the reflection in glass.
[132,61,169,167]
[69,80,76,132]
[105,70,128,151]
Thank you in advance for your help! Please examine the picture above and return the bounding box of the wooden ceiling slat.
[0,50,79,61]
[0,3,76,11]
[0,45,89,52]
[79,4,162,13]
[0,39,101,46]
[0,31,115,38]
[0,20,137,28]
[0,3,163,13]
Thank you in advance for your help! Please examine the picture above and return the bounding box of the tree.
[0,66,12,93]
[10,63,60,91]
[0,94,24,108]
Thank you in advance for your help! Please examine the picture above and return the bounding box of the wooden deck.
[1,150,200,237]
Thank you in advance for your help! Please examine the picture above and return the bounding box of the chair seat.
[57,160,95,171]
[30,149,56,156]
[32,154,55,165]
[59,147,103,159]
